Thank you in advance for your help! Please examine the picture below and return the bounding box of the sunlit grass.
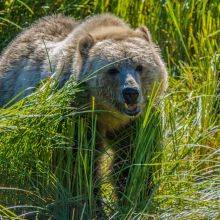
[0,0,219,219]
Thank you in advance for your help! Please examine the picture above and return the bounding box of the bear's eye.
[107,68,119,76]
[135,65,143,73]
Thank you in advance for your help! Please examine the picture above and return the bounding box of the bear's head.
[77,26,168,129]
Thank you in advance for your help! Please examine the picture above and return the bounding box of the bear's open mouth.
[123,103,141,116]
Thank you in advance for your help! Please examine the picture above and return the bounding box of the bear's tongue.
[125,103,137,111]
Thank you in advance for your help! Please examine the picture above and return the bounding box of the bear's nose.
[122,87,139,104]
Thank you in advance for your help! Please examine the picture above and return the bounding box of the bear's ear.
[135,26,152,42]
[78,34,95,58]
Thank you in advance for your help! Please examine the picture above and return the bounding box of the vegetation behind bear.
[0,1,219,220]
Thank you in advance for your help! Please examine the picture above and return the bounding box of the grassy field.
[0,0,219,219]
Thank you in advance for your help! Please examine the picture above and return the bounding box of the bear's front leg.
[93,137,115,219]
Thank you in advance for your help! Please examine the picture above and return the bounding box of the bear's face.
[78,29,167,121]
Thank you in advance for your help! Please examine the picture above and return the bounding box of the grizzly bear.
[0,14,168,217]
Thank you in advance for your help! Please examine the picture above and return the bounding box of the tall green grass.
[0,0,219,219]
